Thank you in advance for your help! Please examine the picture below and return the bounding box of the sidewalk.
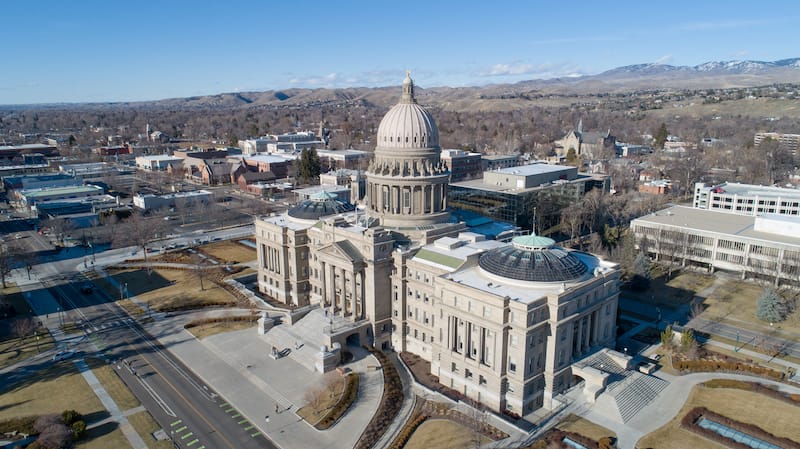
[143,310,385,449]
[577,370,800,449]
[74,359,148,449]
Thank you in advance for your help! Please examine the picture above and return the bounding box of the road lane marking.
[250,432,261,437]
[175,426,187,433]
[218,402,229,408]
[243,425,254,430]
[224,407,233,412]
[170,419,182,427]
[230,413,240,418]
[181,432,194,440]
[187,439,200,446]
[237,419,247,424]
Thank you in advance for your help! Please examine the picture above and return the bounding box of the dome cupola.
[376,71,439,150]
[478,234,589,283]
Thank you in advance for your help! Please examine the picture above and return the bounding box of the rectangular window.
[403,190,410,208]
[509,358,517,373]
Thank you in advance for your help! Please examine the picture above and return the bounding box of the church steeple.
[401,70,416,104]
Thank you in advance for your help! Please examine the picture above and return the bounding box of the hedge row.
[681,407,800,449]
[184,314,260,328]
[702,379,800,405]
[386,413,427,449]
[0,416,36,435]
[675,359,787,380]
[354,347,404,449]
[316,373,360,430]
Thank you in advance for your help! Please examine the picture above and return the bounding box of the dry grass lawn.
[128,410,174,449]
[637,384,800,449]
[703,281,800,339]
[75,425,132,449]
[107,269,236,311]
[86,358,140,410]
[557,414,616,441]
[200,240,255,264]
[186,320,255,340]
[0,362,104,422]
[297,372,346,425]
[404,419,489,449]
[625,270,714,309]
[0,325,55,370]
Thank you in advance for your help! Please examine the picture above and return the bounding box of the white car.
[52,350,76,362]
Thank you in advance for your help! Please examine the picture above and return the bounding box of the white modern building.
[694,182,800,217]
[135,155,183,171]
[133,190,212,210]
[631,205,800,286]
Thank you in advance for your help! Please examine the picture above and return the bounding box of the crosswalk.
[170,419,204,449]
[84,317,136,334]
[218,401,263,439]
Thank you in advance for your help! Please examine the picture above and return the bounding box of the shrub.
[60,410,82,426]
[0,416,37,434]
[71,421,87,440]
[387,413,427,449]
[316,373,360,430]
[354,347,404,449]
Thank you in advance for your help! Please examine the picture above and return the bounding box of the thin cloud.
[677,19,769,31]
[477,61,584,79]
[531,36,622,46]
[654,54,673,65]
[284,70,404,88]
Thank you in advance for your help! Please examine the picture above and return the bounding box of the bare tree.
[304,386,326,414]
[34,414,72,449]
[113,212,167,263]
[12,317,36,342]
[0,244,21,288]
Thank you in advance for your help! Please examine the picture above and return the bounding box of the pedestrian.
[275,403,279,413]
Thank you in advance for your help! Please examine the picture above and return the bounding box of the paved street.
[4,226,274,449]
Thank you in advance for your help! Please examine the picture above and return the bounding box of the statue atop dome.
[401,70,415,104]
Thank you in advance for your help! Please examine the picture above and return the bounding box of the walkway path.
[144,309,385,449]
[577,369,800,449]
[74,359,148,449]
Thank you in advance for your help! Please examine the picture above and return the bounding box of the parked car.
[53,350,75,361]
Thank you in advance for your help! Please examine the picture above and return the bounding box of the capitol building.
[255,73,620,415]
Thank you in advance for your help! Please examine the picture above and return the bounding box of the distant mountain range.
[11,58,800,110]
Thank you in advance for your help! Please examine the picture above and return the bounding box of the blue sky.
[1,0,797,104]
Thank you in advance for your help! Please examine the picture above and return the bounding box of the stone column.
[320,261,327,307]
[350,270,357,320]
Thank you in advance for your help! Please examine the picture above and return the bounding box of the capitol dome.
[478,234,588,283]
[287,190,355,220]
[376,72,439,149]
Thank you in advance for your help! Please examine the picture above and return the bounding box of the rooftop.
[706,182,800,200]
[137,155,182,161]
[492,163,573,177]
[446,251,614,305]
[633,205,800,247]
[20,184,104,198]
[244,154,292,164]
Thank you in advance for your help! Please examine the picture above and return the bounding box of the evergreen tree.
[654,123,669,149]
[629,251,651,290]
[565,147,579,166]
[755,288,788,323]
[294,148,321,185]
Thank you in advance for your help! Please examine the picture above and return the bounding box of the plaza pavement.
[144,310,384,449]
